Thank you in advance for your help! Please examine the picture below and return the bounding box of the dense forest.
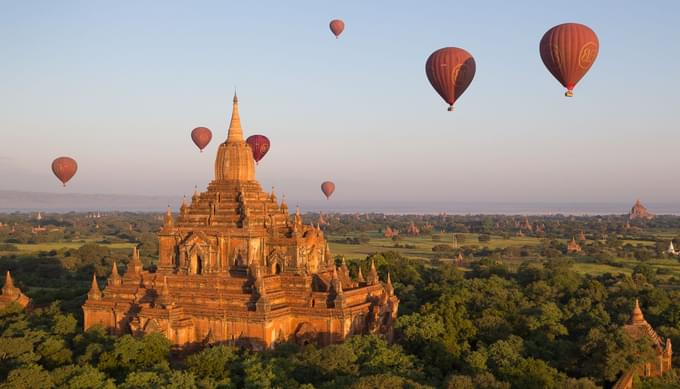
[1,212,680,388]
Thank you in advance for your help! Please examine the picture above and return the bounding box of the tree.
[185,345,237,384]
[97,334,170,380]
[49,364,115,389]
[1,364,53,389]
[242,354,276,389]
[350,373,433,389]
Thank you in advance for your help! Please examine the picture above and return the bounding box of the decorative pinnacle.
[4,271,14,289]
[227,92,243,142]
[88,273,101,300]
[631,298,645,324]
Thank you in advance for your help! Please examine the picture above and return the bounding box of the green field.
[328,231,680,280]
[327,231,543,261]
[2,241,136,254]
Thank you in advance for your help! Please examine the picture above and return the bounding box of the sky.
[1,1,679,212]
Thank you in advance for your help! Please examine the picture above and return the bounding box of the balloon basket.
[565,90,574,97]
[447,105,454,112]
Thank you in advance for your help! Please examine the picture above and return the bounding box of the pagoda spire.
[227,92,244,142]
[164,206,174,228]
[156,276,173,308]
[331,267,343,295]
[631,298,645,324]
[4,271,15,290]
[368,259,379,285]
[108,262,122,286]
[385,272,394,296]
[357,266,365,283]
[340,256,349,275]
[2,271,18,295]
[130,247,143,274]
[88,273,101,300]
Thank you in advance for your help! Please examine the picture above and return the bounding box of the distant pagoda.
[567,237,582,254]
[82,95,398,349]
[383,226,398,238]
[406,222,420,236]
[629,199,655,220]
[0,271,30,309]
[577,230,587,241]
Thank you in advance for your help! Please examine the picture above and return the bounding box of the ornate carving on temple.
[629,199,655,220]
[82,95,398,348]
[0,271,30,309]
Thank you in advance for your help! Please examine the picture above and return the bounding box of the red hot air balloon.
[246,135,270,164]
[539,23,599,97]
[321,181,335,199]
[329,19,345,39]
[51,157,78,187]
[191,127,212,152]
[425,47,476,111]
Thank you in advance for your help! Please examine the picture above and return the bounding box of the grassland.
[328,231,680,280]
[1,241,136,254]
[327,231,542,261]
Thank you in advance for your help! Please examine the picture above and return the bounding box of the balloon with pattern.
[425,47,476,111]
[246,135,270,164]
[539,23,599,97]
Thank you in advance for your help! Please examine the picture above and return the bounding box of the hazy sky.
[1,1,679,211]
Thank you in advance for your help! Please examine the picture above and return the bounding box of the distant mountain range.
[0,191,178,212]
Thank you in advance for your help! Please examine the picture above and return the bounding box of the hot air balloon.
[191,127,212,152]
[246,135,270,164]
[329,19,345,39]
[51,157,78,187]
[539,23,599,97]
[321,181,335,199]
[425,47,476,111]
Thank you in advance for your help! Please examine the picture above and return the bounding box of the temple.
[614,300,672,389]
[629,199,655,220]
[82,95,398,349]
[567,237,582,254]
[0,271,30,309]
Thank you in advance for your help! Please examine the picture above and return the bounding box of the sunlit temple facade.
[614,299,673,389]
[82,95,398,349]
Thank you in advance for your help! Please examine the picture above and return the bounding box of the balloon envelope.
[51,157,78,186]
[329,19,345,38]
[425,47,476,111]
[246,135,270,163]
[191,127,212,152]
[321,181,335,199]
[539,23,599,96]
